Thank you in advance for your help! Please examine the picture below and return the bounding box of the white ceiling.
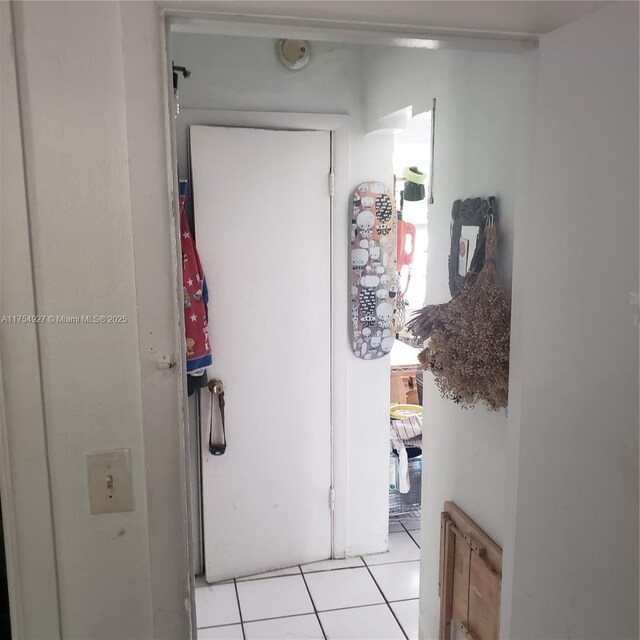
[164,1,612,37]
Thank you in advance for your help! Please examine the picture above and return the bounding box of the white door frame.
[0,3,62,637]
[165,9,536,53]
[159,13,520,636]
[160,14,535,587]
[174,108,351,561]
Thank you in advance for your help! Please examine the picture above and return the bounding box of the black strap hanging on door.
[208,378,227,455]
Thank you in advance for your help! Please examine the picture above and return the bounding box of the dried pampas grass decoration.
[407,219,510,411]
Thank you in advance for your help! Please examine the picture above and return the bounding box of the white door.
[190,125,332,583]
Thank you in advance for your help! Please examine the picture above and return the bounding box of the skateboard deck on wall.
[351,181,398,359]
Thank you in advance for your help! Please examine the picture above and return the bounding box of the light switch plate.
[86,449,133,514]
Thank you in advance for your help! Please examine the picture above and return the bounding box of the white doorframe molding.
[121,4,194,637]
[175,108,352,561]
[0,3,62,637]
[164,9,537,53]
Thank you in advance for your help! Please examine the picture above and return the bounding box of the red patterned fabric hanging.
[180,181,212,373]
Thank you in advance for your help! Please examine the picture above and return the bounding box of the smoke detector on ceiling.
[276,39,311,71]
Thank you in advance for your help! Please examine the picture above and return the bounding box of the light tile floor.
[196,515,421,640]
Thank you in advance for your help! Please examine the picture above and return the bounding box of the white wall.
[503,4,639,639]
[8,2,191,638]
[173,35,357,177]
[359,44,535,638]
[423,51,535,640]
[172,33,394,557]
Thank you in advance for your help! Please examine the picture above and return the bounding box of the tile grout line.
[399,523,421,550]
[198,611,323,631]
[198,598,419,629]
[214,561,366,586]
[204,554,415,587]
[363,561,410,640]
[365,558,420,567]
[197,598,421,630]
[240,564,365,582]
[298,565,328,640]
[233,578,246,640]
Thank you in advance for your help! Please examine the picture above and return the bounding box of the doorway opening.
[388,109,431,559]
[166,23,433,640]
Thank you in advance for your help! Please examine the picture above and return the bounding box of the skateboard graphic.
[350,181,398,359]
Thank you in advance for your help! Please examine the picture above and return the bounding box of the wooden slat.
[451,527,471,628]
[468,553,501,639]
[439,512,446,597]
[439,517,456,640]
[443,501,502,573]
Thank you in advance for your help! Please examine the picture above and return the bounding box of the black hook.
[172,63,191,91]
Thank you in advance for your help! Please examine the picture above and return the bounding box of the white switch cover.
[86,449,133,514]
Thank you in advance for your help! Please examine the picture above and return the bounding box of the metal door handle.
[208,378,227,455]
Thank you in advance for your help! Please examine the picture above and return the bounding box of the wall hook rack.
[172,63,191,117]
